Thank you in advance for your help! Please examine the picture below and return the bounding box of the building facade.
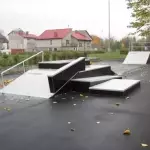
[8,28,92,52]
[8,29,37,52]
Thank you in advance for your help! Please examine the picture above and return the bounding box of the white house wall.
[26,39,36,51]
[61,32,73,47]
[9,34,24,49]
[36,39,61,50]
[71,37,92,50]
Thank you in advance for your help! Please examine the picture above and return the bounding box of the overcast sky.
[0,0,133,39]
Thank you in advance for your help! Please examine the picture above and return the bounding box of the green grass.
[88,51,127,60]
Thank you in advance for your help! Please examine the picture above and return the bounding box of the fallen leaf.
[80,94,84,97]
[68,122,71,124]
[53,101,57,104]
[141,143,148,147]
[109,112,114,115]
[70,128,75,131]
[85,96,88,98]
[96,121,100,124]
[73,104,76,106]
[123,129,131,135]
[7,108,11,112]
[116,103,120,106]
[4,107,11,112]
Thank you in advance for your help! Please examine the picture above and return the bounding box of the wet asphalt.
[0,61,150,150]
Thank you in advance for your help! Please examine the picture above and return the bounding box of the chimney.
[26,31,29,35]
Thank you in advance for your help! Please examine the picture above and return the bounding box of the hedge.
[0,50,105,68]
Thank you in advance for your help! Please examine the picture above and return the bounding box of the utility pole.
[108,0,111,52]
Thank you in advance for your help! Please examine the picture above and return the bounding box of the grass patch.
[88,51,127,60]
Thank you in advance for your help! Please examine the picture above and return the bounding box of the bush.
[120,48,129,55]
[2,53,9,59]
[13,55,20,64]
[86,50,105,54]
[44,51,51,61]
[51,52,57,60]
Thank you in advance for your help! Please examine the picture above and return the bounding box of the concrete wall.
[9,33,24,49]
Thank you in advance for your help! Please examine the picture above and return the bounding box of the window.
[79,42,82,47]
[66,40,69,45]
[50,40,52,45]
[87,42,91,47]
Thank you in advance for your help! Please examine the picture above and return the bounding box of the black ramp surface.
[48,57,85,93]
[0,65,150,150]
[38,60,70,69]
[71,75,122,92]
[74,65,116,78]
[38,59,91,69]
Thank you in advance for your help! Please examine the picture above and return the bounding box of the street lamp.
[108,0,111,52]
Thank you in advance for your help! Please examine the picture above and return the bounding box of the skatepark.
[0,51,150,150]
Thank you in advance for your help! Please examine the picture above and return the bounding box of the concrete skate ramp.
[123,51,150,65]
[1,70,55,98]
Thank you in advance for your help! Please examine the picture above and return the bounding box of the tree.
[127,0,150,36]
[91,35,102,50]
[91,35,101,45]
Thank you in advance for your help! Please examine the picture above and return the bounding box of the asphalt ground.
[0,61,150,150]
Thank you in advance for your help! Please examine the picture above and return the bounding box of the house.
[0,33,8,50]
[36,28,92,51]
[8,28,92,52]
[8,28,37,52]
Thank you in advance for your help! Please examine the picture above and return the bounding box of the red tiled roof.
[72,32,91,41]
[17,32,37,39]
[38,28,72,40]
[23,34,37,39]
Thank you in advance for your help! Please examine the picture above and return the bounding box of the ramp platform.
[39,59,90,69]
[71,75,122,92]
[1,70,55,98]
[123,51,150,65]
[89,79,140,95]
[1,56,141,98]
[48,57,85,93]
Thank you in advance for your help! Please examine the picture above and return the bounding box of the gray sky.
[0,0,133,39]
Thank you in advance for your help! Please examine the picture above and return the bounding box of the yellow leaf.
[141,143,148,147]
[80,94,84,97]
[123,129,131,135]
[7,108,11,112]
